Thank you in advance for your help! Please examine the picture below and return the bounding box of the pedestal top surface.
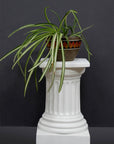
[40,58,90,68]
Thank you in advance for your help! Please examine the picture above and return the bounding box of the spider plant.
[0,8,92,96]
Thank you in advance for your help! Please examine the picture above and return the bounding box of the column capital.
[40,58,90,69]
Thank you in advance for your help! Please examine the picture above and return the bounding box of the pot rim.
[58,48,80,50]
[62,36,81,41]
[48,36,81,42]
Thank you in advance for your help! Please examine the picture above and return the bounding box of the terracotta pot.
[57,48,80,61]
[47,36,81,61]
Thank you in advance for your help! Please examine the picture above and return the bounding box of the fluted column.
[38,58,90,134]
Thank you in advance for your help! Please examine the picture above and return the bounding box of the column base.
[36,129,90,144]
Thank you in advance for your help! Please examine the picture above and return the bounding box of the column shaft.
[38,68,88,134]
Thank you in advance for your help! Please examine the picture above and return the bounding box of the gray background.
[0,0,114,126]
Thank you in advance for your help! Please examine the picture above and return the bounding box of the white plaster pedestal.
[36,58,90,144]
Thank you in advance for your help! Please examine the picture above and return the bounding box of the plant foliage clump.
[0,8,92,96]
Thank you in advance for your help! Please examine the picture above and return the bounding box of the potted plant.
[0,8,92,96]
